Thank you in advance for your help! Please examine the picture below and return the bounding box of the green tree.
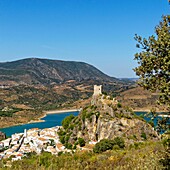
[134,15,170,132]
[78,138,85,147]
[93,137,125,153]
[112,137,125,148]
[93,139,114,153]
[62,114,75,129]
[134,15,170,106]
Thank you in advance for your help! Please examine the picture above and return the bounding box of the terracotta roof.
[17,153,23,157]
[38,137,47,141]
[56,143,63,149]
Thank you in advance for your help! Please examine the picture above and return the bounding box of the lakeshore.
[134,110,169,118]
[133,109,168,113]
[45,108,81,114]
[159,114,170,118]
[28,108,81,124]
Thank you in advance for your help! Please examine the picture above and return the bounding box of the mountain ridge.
[0,58,121,86]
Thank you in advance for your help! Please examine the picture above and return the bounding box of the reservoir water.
[0,111,79,137]
[0,111,166,137]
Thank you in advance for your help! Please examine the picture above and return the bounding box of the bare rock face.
[0,131,6,141]
[66,111,159,147]
[73,113,158,143]
[85,115,97,141]
[97,117,158,141]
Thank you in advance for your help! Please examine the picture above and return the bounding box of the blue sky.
[0,0,169,78]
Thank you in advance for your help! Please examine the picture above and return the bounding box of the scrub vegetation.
[0,141,168,170]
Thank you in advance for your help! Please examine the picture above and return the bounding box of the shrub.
[93,137,125,153]
[102,92,107,95]
[117,102,122,108]
[112,137,125,149]
[62,114,75,129]
[69,124,74,130]
[139,114,144,119]
[59,136,65,144]
[66,143,72,149]
[78,138,85,147]
[93,139,114,153]
[141,132,147,140]
[78,124,81,131]
[86,112,94,119]
[148,120,154,127]
[160,137,170,169]
[162,137,170,148]
[133,142,145,149]
[81,110,87,122]
[65,135,70,142]
[58,151,63,156]
[73,144,77,150]
[133,135,137,139]
[110,96,113,100]
[90,105,97,110]
[112,145,120,150]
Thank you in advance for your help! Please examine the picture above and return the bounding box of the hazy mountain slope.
[117,86,168,112]
[0,58,120,85]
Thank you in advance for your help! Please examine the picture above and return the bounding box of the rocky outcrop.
[74,113,158,143]
[59,95,159,147]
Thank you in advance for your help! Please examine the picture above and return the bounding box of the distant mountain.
[0,58,121,86]
[119,78,139,82]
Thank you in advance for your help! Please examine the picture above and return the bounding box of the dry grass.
[0,141,167,170]
[118,86,168,112]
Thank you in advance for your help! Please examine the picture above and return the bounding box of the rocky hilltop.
[0,58,123,86]
[58,89,159,147]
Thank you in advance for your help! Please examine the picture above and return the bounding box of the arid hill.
[117,86,168,112]
[0,58,126,86]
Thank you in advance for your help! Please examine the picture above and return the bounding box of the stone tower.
[93,85,102,96]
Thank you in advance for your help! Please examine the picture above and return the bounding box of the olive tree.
[134,15,170,106]
[134,15,170,132]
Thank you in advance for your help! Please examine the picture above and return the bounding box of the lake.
[135,111,163,123]
[0,111,166,137]
[0,111,79,137]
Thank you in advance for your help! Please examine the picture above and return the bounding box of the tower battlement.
[93,85,102,96]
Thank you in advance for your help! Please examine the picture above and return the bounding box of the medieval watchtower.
[93,85,102,96]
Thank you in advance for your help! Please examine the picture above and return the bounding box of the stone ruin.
[93,85,102,96]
